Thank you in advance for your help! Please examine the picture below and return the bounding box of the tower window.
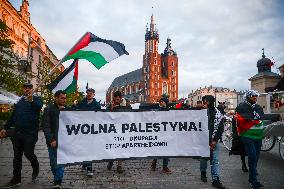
[154,59,157,65]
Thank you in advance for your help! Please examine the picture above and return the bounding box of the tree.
[0,20,26,94]
[36,57,60,104]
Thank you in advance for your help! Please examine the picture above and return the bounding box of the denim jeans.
[153,158,169,168]
[48,146,64,182]
[241,136,262,184]
[200,143,220,181]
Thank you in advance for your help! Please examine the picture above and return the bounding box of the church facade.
[106,15,178,103]
[0,0,63,87]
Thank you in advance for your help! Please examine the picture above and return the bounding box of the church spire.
[150,14,155,32]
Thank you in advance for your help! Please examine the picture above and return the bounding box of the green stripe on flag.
[64,50,108,69]
[65,76,77,93]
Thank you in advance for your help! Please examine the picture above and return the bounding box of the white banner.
[57,110,209,165]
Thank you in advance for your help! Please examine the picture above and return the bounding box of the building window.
[172,92,175,98]
[155,91,158,96]
[172,70,175,76]
[172,61,174,66]
[30,48,33,58]
[39,55,42,64]
[154,59,157,65]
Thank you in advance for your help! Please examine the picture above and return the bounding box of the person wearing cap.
[74,88,101,177]
[0,82,43,188]
[235,90,264,189]
[150,97,172,174]
[199,95,227,189]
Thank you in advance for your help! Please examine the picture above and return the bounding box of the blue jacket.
[75,98,101,111]
[5,95,43,135]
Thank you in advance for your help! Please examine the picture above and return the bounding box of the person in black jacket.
[74,88,101,177]
[0,83,43,188]
[106,91,131,174]
[150,97,172,174]
[199,95,227,189]
[42,90,68,188]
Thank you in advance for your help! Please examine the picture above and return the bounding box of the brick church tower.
[142,14,178,103]
[106,14,178,104]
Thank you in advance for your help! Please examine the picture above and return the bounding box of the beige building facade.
[0,0,63,87]
[188,86,238,110]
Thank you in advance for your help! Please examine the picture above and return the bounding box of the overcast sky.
[10,0,284,101]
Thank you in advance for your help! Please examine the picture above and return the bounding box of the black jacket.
[42,103,68,146]
[5,95,43,136]
[208,107,224,143]
[74,98,101,111]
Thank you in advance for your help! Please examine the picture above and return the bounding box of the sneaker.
[86,169,93,177]
[249,181,264,189]
[32,163,39,180]
[116,166,124,174]
[162,167,172,174]
[212,179,227,189]
[242,165,248,172]
[0,177,21,188]
[107,162,113,170]
[52,181,62,188]
[150,161,156,171]
[200,171,207,182]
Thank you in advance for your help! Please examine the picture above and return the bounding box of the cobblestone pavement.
[0,132,283,189]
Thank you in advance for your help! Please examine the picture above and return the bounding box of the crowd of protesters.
[0,82,266,189]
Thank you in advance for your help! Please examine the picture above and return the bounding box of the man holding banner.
[106,91,131,173]
[151,97,172,174]
[42,90,68,188]
[74,88,101,177]
[200,95,227,189]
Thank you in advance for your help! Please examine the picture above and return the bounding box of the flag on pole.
[47,59,78,93]
[62,32,129,69]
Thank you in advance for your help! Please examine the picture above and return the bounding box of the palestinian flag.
[236,112,264,139]
[62,32,129,69]
[47,59,78,93]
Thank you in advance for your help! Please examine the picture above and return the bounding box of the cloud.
[9,0,284,101]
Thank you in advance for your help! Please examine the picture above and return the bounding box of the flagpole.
[33,32,89,93]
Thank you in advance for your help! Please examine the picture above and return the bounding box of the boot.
[1,177,21,188]
[107,162,113,170]
[201,171,207,182]
[32,162,39,180]
[212,178,227,189]
[151,160,157,171]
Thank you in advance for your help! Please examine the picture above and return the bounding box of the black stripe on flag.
[47,59,77,91]
[90,33,129,56]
